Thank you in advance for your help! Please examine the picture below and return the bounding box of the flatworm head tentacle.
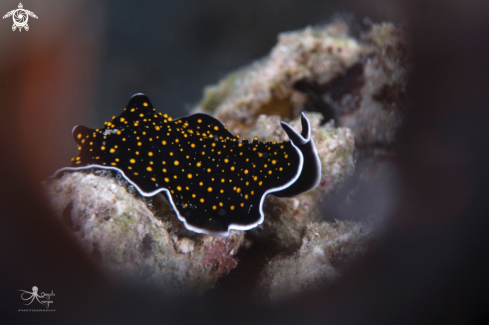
[54,93,320,236]
[273,113,322,197]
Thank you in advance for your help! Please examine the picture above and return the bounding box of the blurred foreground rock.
[258,220,380,301]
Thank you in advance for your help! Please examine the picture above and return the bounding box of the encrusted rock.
[44,171,244,295]
[258,220,379,301]
[196,20,409,147]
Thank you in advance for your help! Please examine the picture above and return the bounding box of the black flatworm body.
[54,94,321,236]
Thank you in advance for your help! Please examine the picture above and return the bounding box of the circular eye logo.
[2,3,38,32]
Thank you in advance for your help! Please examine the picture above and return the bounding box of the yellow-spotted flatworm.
[54,93,321,236]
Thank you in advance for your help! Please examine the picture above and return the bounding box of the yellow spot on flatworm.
[197,162,202,167]
[174,160,180,166]
[148,152,153,156]
[110,148,116,153]
[200,198,205,203]
[165,178,169,182]
[130,158,136,164]
[230,166,235,171]
[138,142,142,146]
[207,187,213,192]
[230,205,235,210]
[244,169,249,174]
[143,102,148,107]
[212,205,217,210]
[221,178,225,183]
[101,146,105,150]
[241,203,245,207]
[272,160,277,164]
[259,181,263,186]
[199,182,203,186]
[214,126,219,131]
[77,133,82,139]
[188,174,193,179]
[177,186,182,191]
[147,166,152,172]
[162,140,167,145]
